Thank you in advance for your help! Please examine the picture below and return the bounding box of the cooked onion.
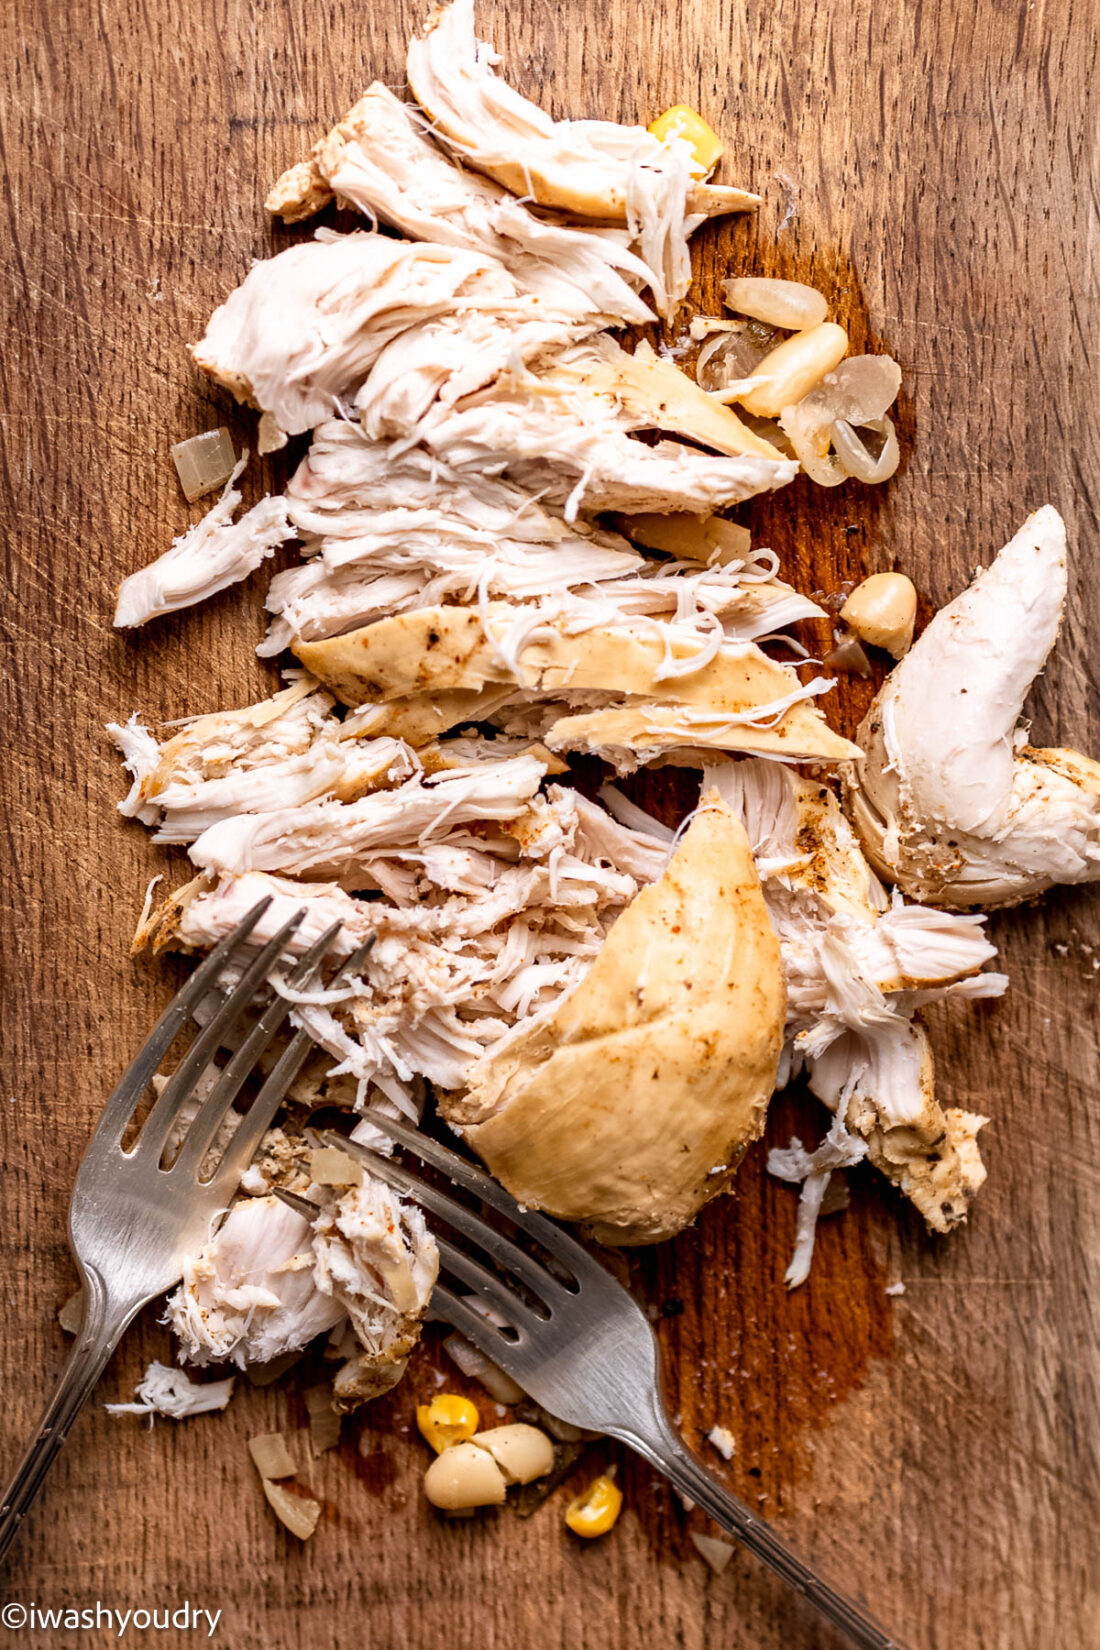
[304,1384,343,1454]
[690,1531,736,1575]
[58,1290,83,1334]
[248,1432,297,1480]
[696,323,781,390]
[262,1479,322,1540]
[722,277,828,331]
[171,427,237,503]
[832,416,900,483]
[442,1331,525,1404]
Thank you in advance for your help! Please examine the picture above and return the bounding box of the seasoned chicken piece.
[444,798,784,1244]
[293,602,858,768]
[167,1172,437,1404]
[266,82,656,325]
[107,677,417,841]
[312,1175,439,1406]
[265,419,813,657]
[845,507,1100,907]
[113,457,294,628]
[416,374,797,516]
[709,758,1006,1246]
[116,708,669,1108]
[190,232,552,437]
[406,0,758,315]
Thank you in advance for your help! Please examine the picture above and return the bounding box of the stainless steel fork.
[0,898,370,1563]
[325,1112,906,1650]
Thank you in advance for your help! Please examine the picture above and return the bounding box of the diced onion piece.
[737,323,849,418]
[58,1291,83,1334]
[304,1385,343,1455]
[824,355,902,424]
[647,105,723,174]
[690,1531,736,1575]
[244,1350,304,1387]
[171,428,237,503]
[831,416,900,484]
[248,1432,297,1481]
[262,1478,322,1540]
[696,324,781,390]
[309,1146,364,1187]
[257,412,288,456]
[780,402,847,487]
[824,634,873,677]
[722,277,828,331]
[442,1331,525,1405]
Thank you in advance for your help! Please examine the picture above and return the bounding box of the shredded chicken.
[707,758,1006,1237]
[105,1362,236,1420]
[190,231,554,438]
[266,81,657,326]
[113,458,294,628]
[167,1168,437,1400]
[404,0,758,317]
[845,507,1100,907]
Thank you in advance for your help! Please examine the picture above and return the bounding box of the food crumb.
[885,1282,906,1297]
[706,1425,736,1461]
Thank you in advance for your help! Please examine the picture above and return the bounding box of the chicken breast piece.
[406,0,758,315]
[844,507,1100,907]
[190,231,541,437]
[293,602,858,766]
[113,458,294,629]
[266,81,657,325]
[707,758,1005,1239]
[444,797,784,1244]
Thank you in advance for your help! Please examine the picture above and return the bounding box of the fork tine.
[432,1234,544,1333]
[428,1281,523,1361]
[91,897,276,1147]
[134,908,308,1162]
[171,922,343,1177]
[340,1110,609,1286]
[321,1130,565,1307]
[209,936,378,1192]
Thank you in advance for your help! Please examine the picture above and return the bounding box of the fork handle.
[622,1407,906,1650]
[0,1270,139,1565]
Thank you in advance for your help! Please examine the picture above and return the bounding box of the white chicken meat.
[706,758,1006,1246]
[844,506,1100,907]
[405,0,758,317]
[113,457,294,629]
[266,81,658,325]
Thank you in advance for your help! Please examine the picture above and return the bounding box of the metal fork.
[323,1113,905,1650]
[0,898,372,1563]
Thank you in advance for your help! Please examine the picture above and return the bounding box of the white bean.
[840,572,917,658]
[423,1441,508,1510]
[472,1424,555,1485]
[722,277,829,331]
[736,323,849,418]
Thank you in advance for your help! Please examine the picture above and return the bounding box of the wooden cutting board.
[2,1,1097,1645]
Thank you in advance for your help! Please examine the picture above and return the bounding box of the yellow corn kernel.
[564,1471,623,1539]
[647,106,723,174]
[416,1394,480,1455]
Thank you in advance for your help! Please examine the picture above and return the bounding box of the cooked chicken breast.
[844,507,1100,907]
[405,0,758,315]
[444,797,784,1244]
[266,81,657,325]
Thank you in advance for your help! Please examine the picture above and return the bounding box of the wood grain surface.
[1,0,1098,1646]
